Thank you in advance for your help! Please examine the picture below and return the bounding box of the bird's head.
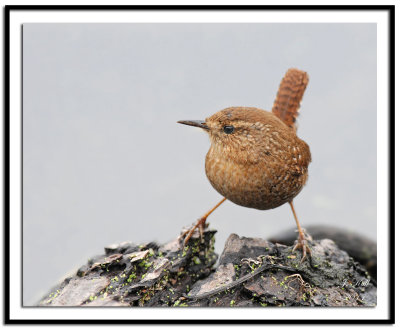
[178,107,291,163]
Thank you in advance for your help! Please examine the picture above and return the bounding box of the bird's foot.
[179,217,208,246]
[292,230,312,263]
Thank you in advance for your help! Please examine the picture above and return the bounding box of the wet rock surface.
[38,228,376,307]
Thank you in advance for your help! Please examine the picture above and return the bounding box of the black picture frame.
[4,4,395,324]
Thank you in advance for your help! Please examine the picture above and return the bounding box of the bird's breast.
[205,148,308,210]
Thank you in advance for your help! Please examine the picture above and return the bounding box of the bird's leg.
[289,200,312,262]
[181,197,226,245]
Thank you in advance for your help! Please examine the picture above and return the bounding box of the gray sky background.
[23,23,377,305]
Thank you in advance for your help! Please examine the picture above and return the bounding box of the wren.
[178,68,312,262]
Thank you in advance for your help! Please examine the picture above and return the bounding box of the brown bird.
[178,68,312,262]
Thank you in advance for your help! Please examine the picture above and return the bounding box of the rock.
[40,277,110,306]
[269,225,377,280]
[38,227,376,307]
[184,234,376,307]
[188,263,235,297]
[104,241,135,255]
[38,229,218,307]
[83,296,130,307]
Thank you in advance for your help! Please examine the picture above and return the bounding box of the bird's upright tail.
[272,68,309,131]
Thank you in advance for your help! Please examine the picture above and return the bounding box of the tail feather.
[272,68,309,131]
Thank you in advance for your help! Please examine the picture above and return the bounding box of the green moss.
[45,289,61,304]
[127,272,137,283]
[192,256,201,265]
[181,246,190,257]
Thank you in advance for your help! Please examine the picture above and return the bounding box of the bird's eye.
[223,125,235,134]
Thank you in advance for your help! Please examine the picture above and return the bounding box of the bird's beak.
[177,120,209,130]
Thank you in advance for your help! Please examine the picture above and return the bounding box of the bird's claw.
[180,217,208,246]
[292,235,312,263]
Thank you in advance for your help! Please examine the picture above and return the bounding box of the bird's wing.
[271,68,309,131]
